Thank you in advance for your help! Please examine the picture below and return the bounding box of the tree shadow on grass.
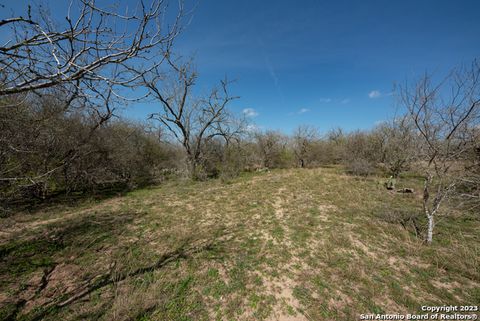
[2,205,234,321]
[2,182,133,218]
[0,209,139,320]
[1,209,136,274]
[24,233,231,321]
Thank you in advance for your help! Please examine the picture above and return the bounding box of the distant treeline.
[1,88,478,211]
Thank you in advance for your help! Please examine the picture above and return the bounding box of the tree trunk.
[186,154,202,180]
[187,159,197,179]
[423,175,434,244]
[426,214,434,244]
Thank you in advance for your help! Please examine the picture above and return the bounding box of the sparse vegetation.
[1,1,479,320]
[1,168,478,320]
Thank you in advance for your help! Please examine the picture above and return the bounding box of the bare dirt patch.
[265,277,307,321]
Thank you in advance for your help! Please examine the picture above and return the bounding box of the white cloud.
[298,108,310,114]
[242,108,258,117]
[319,98,332,103]
[246,124,263,132]
[368,90,381,98]
[340,98,350,104]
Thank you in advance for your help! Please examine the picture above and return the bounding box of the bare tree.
[254,130,289,169]
[400,60,480,243]
[342,131,378,176]
[142,57,241,179]
[0,0,184,97]
[0,0,186,201]
[310,127,346,165]
[458,122,480,211]
[374,116,418,178]
[292,125,318,168]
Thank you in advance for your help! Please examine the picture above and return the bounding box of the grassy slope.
[0,167,478,320]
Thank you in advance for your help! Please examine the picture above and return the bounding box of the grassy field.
[0,167,478,320]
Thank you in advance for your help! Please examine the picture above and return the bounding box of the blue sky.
[3,0,480,134]
[171,0,480,134]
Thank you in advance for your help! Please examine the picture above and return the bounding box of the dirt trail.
[263,186,308,321]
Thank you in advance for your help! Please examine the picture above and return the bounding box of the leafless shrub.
[292,125,318,168]
[373,116,418,177]
[0,94,177,206]
[345,158,375,177]
[342,131,379,176]
[254,130,292,169]
[400,59,480,243]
